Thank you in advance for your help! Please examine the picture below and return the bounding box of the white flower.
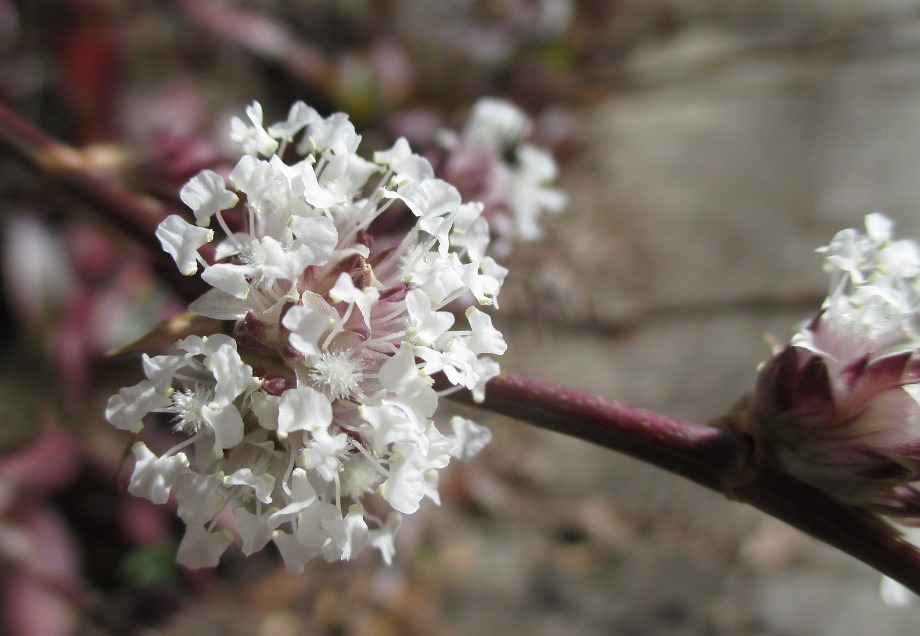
[127,443,189,504]
[462,98,533,151]
[180,170,239,226]
[156,215,214,276]
[177,524,234,569]
[230,101,278,157]
[439,97,567,256]
[277,386,333,437]
[107,101,508,570]
[105,380,171,433]
[449,416,493,460]
[267,101,321,144]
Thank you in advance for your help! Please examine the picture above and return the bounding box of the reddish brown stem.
[449,372,920,596]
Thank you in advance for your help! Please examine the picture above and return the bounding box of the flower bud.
[742,214,920,511]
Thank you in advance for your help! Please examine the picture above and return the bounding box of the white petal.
[224,467,276,504]
[203,403,245,450]
[308,111,361,155]
[374,137,433,182]
[127,443,188,504]
[329,272,379,327]
[406,289,454,344]
[277,386,333,437]
[295,499,339,548]
[201,262,253,299]
[380,444,427,514]
[176,333,234,357]
[327,504,369,561]
[209,343,255,405]
[105,380,170,432]
[260,236,314,282]
[464,97,532,150]
[369,513,401,565]
[290,215,338,265]
[271,529,318,573]
[267,101,320,140]
[472,357,500,403]
[250,391,280,431]
[465,307,507,355]
[188,288,252,320]
[449,416,492,460]
[177,524,233,569]
[142,354,186,393]
[865,212,894,243]
[179,170,239,226]
[234,507,274,556]
[269,469,318,528]
[156,215,213,276]
[174,472,223,525]
[282,304,331,359]
[230,101,278,156]
[378,345,421,395]
[301,161,340,208]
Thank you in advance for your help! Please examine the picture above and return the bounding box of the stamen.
[311,350,364,400]
[170,384,216,435]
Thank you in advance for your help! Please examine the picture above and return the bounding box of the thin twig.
[0,101,206,301]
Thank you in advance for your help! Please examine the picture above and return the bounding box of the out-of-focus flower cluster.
[744,213,920,512]
[106,102,508,571]
[439,98,567,257]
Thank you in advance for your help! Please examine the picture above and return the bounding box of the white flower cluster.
[793,212,920,364]
[440,98,567,256]
[106,102,507,571]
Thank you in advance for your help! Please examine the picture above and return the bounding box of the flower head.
[743,214,920,510]
[106,102,505,570]
[439,98,567,257]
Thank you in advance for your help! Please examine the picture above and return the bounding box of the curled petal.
[156,215,213,276]
[105,380,170,432]
[277,386,333,437]
[128,443,189,505]
[179,169,239,226]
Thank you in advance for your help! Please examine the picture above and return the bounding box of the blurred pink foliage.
[0,426,81,636]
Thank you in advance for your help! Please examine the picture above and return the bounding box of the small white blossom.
[156,215,214,276]
[230,102,278,157]
[462,98,533,151]
[440,97,567,256]
[177,524,234,569]
[180,170,239,226]
[127,443,189,504]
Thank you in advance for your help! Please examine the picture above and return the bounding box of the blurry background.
[4,0,920,634]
